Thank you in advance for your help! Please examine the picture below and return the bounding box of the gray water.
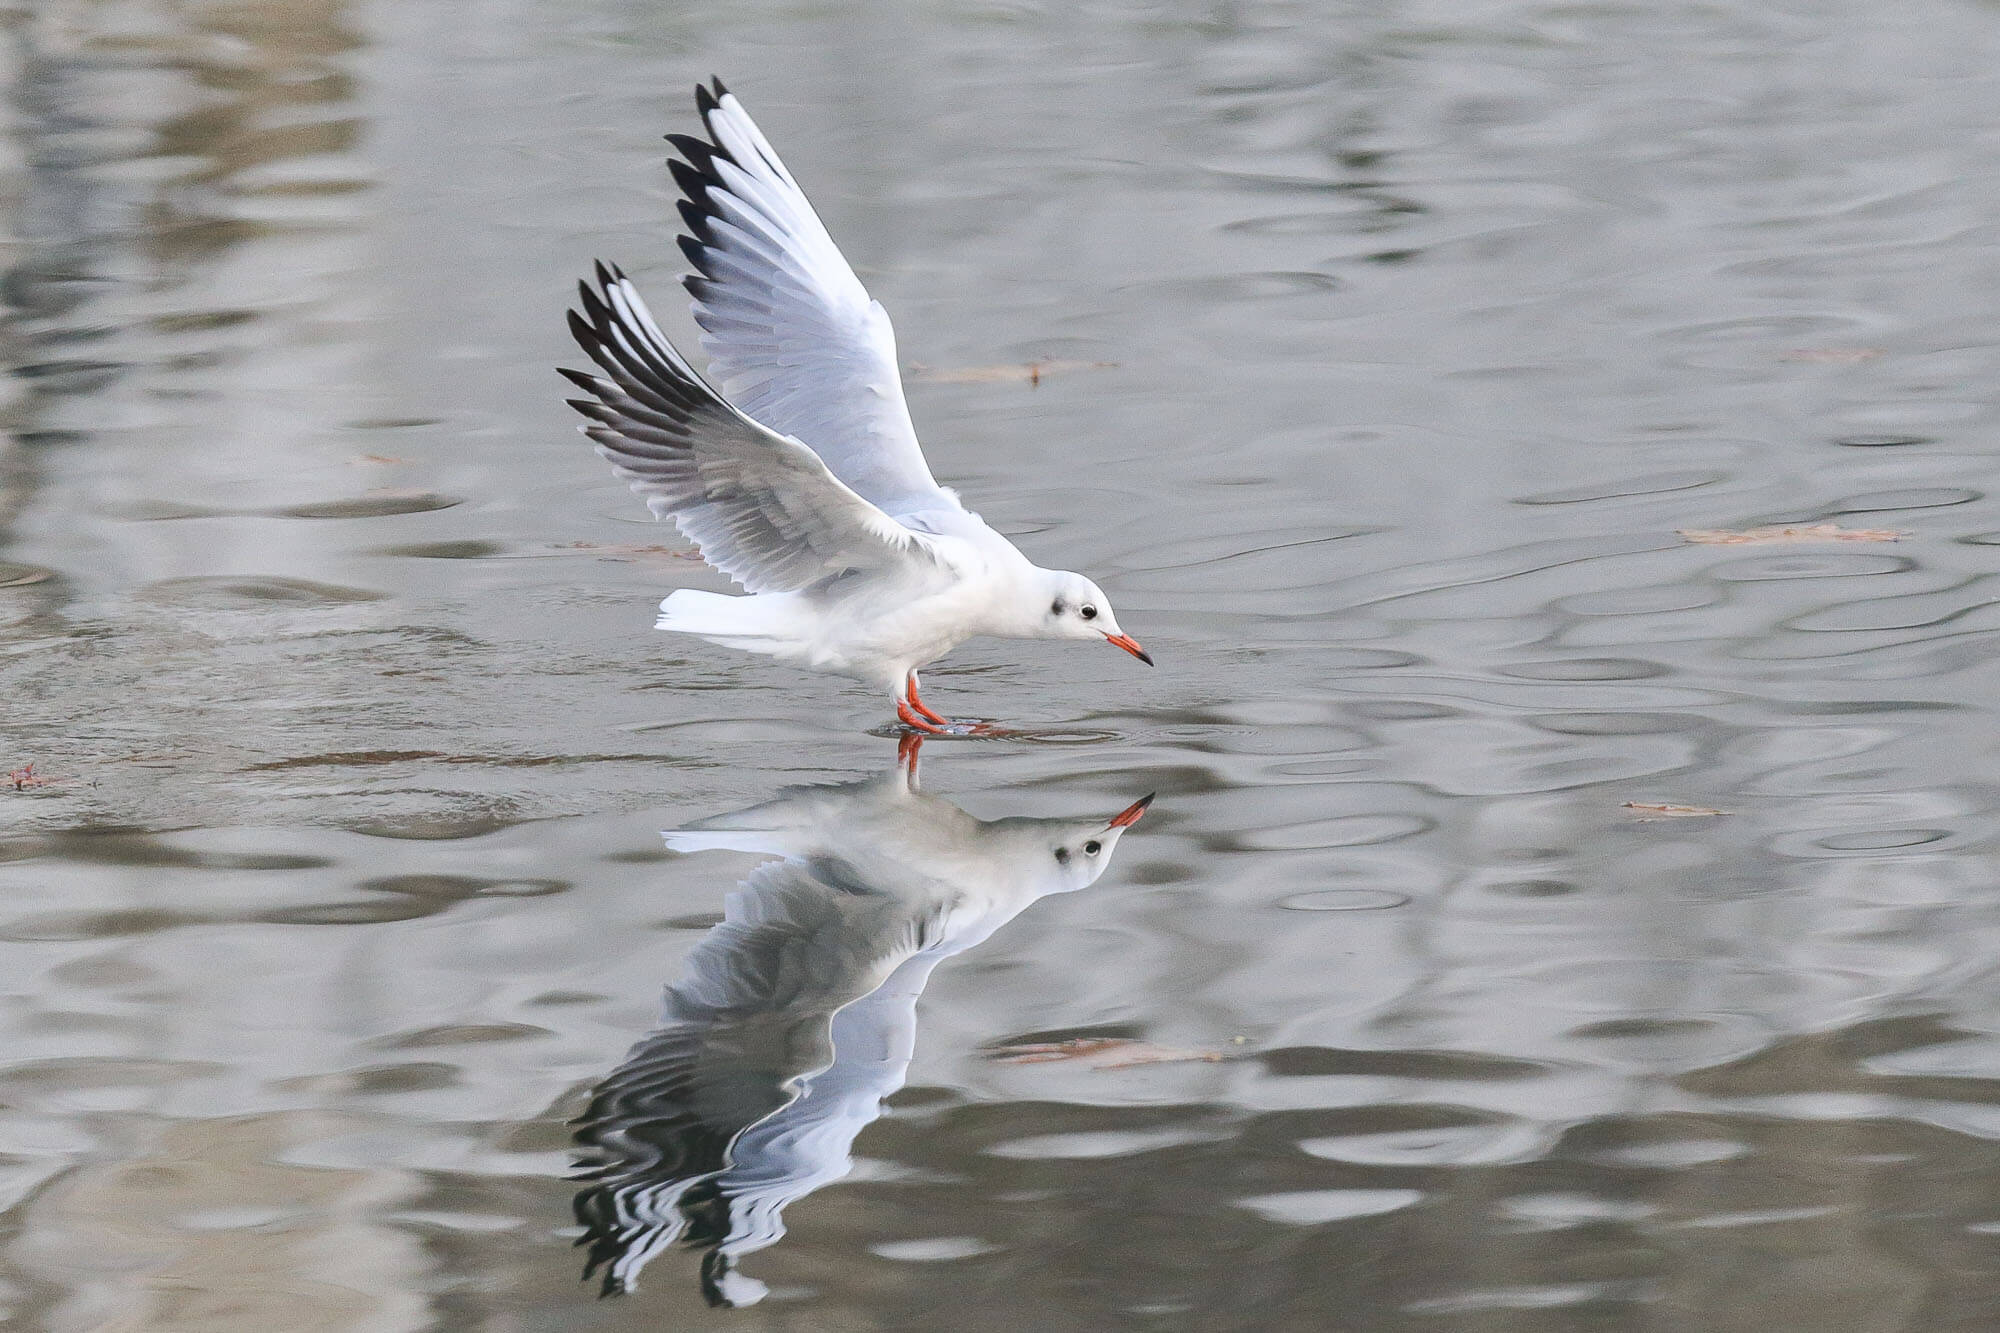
[5,0,2000,1328]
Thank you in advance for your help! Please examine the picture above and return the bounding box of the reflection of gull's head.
[976,791,1155,899]
[572,767,1153,1306]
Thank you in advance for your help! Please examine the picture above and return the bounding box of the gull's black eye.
[1080,605,1098,621]
[1054,846,1071,865]
[1084,840,1102,856]
[1051,599,1065,616]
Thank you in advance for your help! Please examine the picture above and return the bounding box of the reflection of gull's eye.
[1054,847,1071,865]
[1084,840,1102,856]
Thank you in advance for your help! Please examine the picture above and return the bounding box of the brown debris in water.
[1677,523,1905,545]
[6,763,79,792]
[987,1037,1232,1070]
[1623,801,1729,820]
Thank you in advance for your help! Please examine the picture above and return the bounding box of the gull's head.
[1036,570,1151,665]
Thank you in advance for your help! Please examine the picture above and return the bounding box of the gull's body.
[561,80,1148,732]
[572,761,1151,1305]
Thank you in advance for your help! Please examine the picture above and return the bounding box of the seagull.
[571,754,1153,1305]
[560,79,1150,735]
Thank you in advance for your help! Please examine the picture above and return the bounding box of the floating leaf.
[1623,801,1728,820]
[5,763,76,792]
[986,1037,1229,1070]
[1678,524,1905,545]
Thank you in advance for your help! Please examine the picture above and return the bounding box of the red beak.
[1105,633,1153,666]
[1107,793,1155,828]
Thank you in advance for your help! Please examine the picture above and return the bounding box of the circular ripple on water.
[1766,826,1958,859]
[1556,584,1719,615]
[273,491,461,519]
[1828,486,1979,513]
[1512,470,1724,506]
[1124,270,1343,302]
[1242,813,1433,850]
[1528,712,1701,737]
[1277,888,1411,912]
[1710,552,1913,581]
[1833,434,1933,448]
[137,576,386,607]
[1484,879,1581,898]
[370,540,506,559]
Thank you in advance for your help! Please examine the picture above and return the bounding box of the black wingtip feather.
[676,198,714,246]
[710,76,729,99]
[667,157,710,202]
[666,134,720,176]
[676,234,713,275]
[695,82,718,116]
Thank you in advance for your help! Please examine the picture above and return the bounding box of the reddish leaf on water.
[986,1037,1231,1069]
[1623,801,1729,820]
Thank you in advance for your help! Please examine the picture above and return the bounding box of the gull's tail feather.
[657,589,803,657]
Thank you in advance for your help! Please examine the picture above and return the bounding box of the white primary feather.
[670,81,949,517]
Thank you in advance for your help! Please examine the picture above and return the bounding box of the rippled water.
[5,0,2000,1328]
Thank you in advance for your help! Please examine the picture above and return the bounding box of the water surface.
[5,0,2000,1328]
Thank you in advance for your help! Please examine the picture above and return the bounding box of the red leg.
[897,730,924,776]
[905,672,950,726]
[896,694,946,734]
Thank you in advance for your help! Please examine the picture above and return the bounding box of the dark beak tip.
[1108,792,1156,828]
[1137,649,1155,666]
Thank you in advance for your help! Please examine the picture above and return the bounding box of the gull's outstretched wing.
[669,80,948,516]
[562,264,941,595]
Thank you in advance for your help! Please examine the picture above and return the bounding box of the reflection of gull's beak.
[1107,793,1155,828]
[1105,633,1153,666]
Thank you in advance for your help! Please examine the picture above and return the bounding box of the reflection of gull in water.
[572,756,1152,1307]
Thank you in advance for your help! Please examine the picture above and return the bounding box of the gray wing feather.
[668,81,949,515]
[562,263,937,595]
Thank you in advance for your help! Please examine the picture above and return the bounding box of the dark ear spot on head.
[1054,846,1071,865]
[1051,599,1065,616]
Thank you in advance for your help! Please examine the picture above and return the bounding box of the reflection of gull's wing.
[670,80,949,516]
[562,266,941,594]
[572,856,939,1299]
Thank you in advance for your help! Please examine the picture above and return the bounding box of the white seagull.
[561,79,1150,735]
